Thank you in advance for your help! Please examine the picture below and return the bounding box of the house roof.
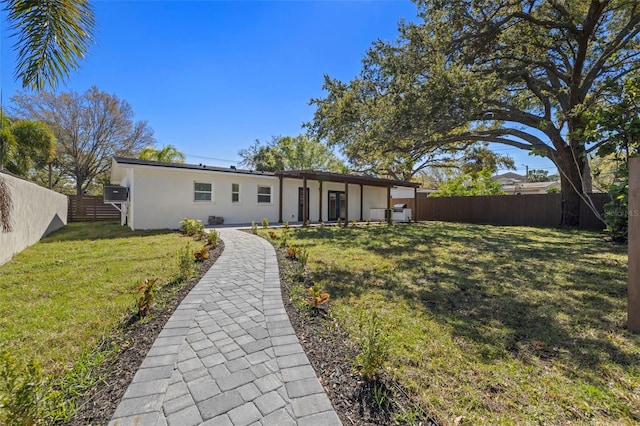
[491,172,526,182]
[275,170,420,188]
[112,157,419,188]
[112,157,275,177]
[516,181,560,189]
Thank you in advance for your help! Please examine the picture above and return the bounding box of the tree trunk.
[556,145,589,227]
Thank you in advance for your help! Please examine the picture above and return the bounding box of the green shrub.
[251,220,258,234]
[305,282,330,310]
[286,245,308,264]
[177,244,194,281]
[356,312,390,380]
[603,165,629,241]
[179,218,204,237]
[193,244,210,261]
[206,229,219,247]
[135,278,158,317]
[0,352,66,425]
[262,217,269,229]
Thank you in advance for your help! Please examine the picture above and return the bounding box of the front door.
[327,191,346,221]
[298,187,310,222]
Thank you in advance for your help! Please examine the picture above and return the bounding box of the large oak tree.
[239,135,346,173]
[310,0,640,226]
[12,86,155,195]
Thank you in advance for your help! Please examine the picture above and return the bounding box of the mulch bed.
[70,233,437,425]
[275,243,438,426]
[69,240,224,426]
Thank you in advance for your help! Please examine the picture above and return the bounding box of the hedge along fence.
[68,195,120,222]
[392,193,610,230]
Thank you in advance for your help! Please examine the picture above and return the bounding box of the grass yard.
[0,222,195,376]
[264,222,638,425]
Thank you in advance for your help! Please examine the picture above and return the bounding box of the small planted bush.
[356,312,390,380]
[177,244,194,281]
[251,220,258,234]
[179,217,204,237]
[193,244,210,261]
[0,352,65,425]
[135,278,158,317]
[286,245,308,264]
[206,229,219,247]
[284,221,290,229]
[262,217,269,229]
[306,282,330,310]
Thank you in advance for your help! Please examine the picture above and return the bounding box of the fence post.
[628,157,640,332]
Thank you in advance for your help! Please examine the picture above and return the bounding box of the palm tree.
[4,0,96,91]
[2,0,95,232]
[139,145,186,163]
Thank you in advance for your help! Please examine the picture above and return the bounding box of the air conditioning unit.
[103,186,129,203]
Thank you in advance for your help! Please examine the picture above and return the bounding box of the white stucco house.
[109,157,418,230]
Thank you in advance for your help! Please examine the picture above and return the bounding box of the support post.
[303,176,308,224]
[414,186,418,222]
[319,180,323,222]
[344,181,349,226]
[628,157,640,332]
[387,186,392,224]
[278,175,283,223]
[359,184,363,222]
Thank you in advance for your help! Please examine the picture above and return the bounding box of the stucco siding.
[363,186,388,219]
[0,172,68,265]
[111,159,401,229]
[128,166,280,229]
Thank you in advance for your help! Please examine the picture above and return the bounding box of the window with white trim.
[231,183,240,203]
[257,185,271,204]
[194,182,212,201]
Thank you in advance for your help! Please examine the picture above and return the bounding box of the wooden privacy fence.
[392,193,610,229]
[68,195,120,222]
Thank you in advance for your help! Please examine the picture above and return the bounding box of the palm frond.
[5,0,95,91]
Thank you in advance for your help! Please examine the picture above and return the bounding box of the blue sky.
[0,0,556,177]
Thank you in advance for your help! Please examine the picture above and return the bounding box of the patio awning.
[275,170,418,224]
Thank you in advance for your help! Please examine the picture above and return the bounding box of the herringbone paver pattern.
[109,229,341,426]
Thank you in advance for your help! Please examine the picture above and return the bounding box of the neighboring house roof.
[504,181,561,194]
[492,172,526,184]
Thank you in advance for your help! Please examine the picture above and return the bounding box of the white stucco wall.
[118,165,280,229]
[112,161,395,229]
[0,171,68,265]
[391,186,416,199]
[283,180,388,222]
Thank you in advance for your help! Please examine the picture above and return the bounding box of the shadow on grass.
[41,222,176,243]
[292,222,635,388]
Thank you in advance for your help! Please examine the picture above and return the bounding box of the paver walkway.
[109,229,342,426]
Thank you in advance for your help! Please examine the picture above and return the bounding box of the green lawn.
[0,222,195,375]
[264,222,638,425]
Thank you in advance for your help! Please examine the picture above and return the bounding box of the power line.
[184,153,240,164]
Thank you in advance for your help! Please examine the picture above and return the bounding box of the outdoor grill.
[392,204,412,222]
